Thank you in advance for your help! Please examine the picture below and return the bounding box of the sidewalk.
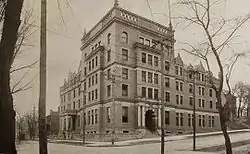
[49,129,250,147]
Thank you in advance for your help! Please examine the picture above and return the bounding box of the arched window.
[107,33,111,45]
[121,31,128,43]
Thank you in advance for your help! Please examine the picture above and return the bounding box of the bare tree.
[10,5,38,95]
[26,107,37,140]
[0,0,25,153]
[232,81,249,118]
[176,0,250,153]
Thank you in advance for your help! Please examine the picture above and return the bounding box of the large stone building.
[58,1,221,141]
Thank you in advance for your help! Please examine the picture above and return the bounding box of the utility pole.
[160,44,165,154]
[104,70,119,145]
[190,69,197,151]
[152,39,167,154]
[39,0,47,153]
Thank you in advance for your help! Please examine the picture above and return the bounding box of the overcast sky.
[13,0,250,115]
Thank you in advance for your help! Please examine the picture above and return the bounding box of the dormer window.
[121,31,128,43]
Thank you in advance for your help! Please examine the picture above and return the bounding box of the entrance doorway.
[145,110,156,132]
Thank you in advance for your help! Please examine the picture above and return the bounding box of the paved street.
[17,132,250,154]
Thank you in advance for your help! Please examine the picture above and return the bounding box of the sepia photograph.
[0,0,250,154]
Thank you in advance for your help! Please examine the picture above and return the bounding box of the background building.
[46,110,59,136]
[59,1,221,141]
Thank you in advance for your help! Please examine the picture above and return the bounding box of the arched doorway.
[145,110,156,132]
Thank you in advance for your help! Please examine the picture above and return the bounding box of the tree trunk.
[219,112,232,154]
[0,0,24,153]
[238,98,242,118]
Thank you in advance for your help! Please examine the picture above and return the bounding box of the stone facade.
[58,3,222,141]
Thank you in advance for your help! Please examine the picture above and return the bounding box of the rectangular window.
[73,89,76,98]
[165,92,170,102]
[73,102,75,110]
[148,54,153,65]
[176,113,179,126]
[95,74,98,84]
[95,109,98,124]
[188,114,192,127]
[175,66,179,75]
[154,56,159,66]
[189,97,193,106]
[189,84,193,93]
[180,113,183,126]
[142,71,146,82]
[202,115,205,127]
[165,61,170,71]
[180,96,183,105]
[198,115,202,127]
[89,61,91,71]
[122,84,128,96]
[199,99,201,107]
[107,85,111,97]
[176,81,179,91]
[122,48,128,61]
[92,90,94,100]
[212,116,215,127]
[92,59,95,69]
[88,78,91,87]
[83,95,86,105]
[91,110,94,124]
[202,99,205,108]
[88,111,91,125]
[88,92,91,101]
[84,82,86,91]
[95,89,98,99]
[107,50,111,62]
[180,82,183,92]
[142,87,146,97]
[95,56,98,66]
[180,67,183,76]
[176,95,179,104]
[202,87,205,96]
[148,72,153,83]
[209,89,213,97]
[208,116,211,127]
[210,101,213,109]
[199,87,201,95]
[107,107,111,123]
[122,106,129,123]
[165,77,170,88]
[122,68,128,79]
[142,53,146,63]
[92,76,95,86]
[154,74,158,84]
[202,74,205,81]
[165,111,170,125]
[78,87,81,96]
[154,89,159,100]
[148,88,153,99]
[189,72,193,79]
